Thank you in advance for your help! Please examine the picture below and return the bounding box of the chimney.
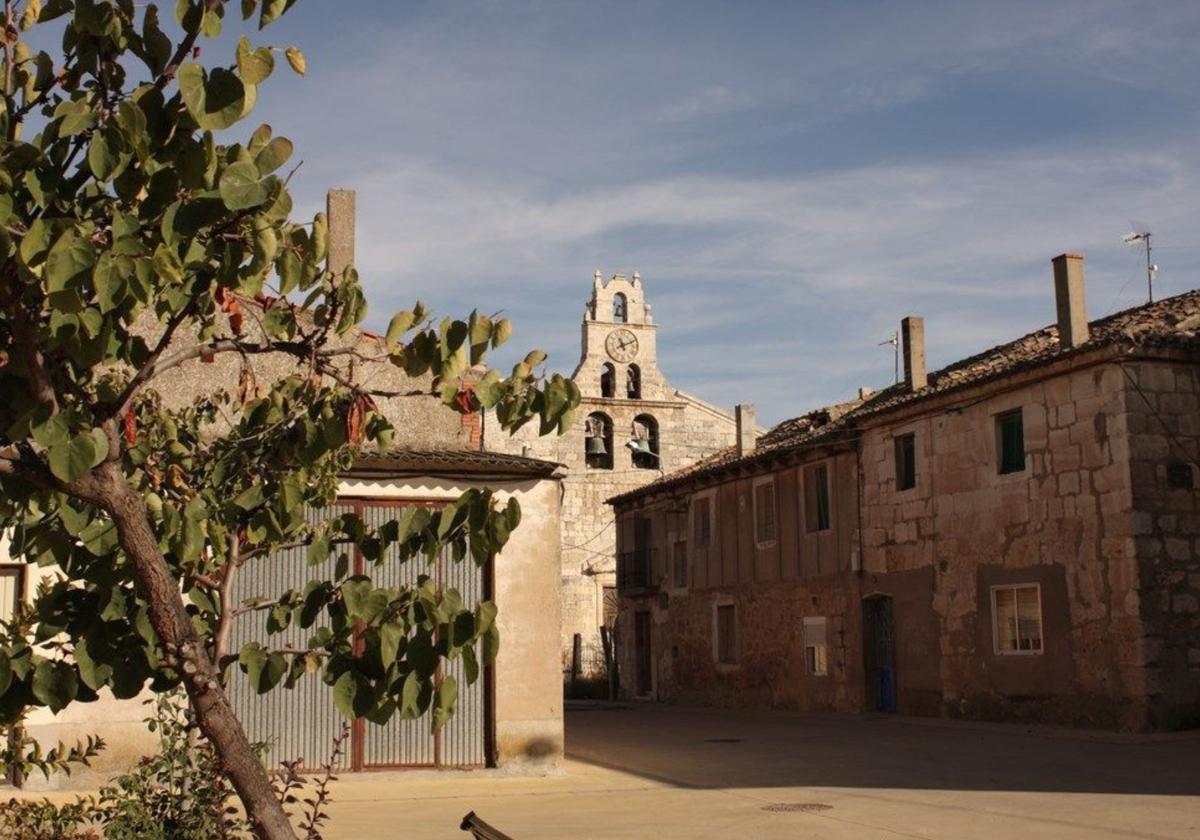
[326,188,356,276]
[735,404,756,457]
[901,316,927,392]
[1052,252,1089,348]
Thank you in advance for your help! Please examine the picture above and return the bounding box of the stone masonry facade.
[609,259,1200,731]
[487,272,743,673]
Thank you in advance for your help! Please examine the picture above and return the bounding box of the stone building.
[609,253,1200,731]
[487,271,747,671]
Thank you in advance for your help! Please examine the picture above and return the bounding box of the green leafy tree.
[0,1,580,838]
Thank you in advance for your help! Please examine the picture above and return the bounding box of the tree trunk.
[98,464,297,840]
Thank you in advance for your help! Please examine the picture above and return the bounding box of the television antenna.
[878,331,899,384]
[1122,221,1158,303]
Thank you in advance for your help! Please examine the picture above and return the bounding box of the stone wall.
[859,357,1147,728]
[1122,355,1200,729]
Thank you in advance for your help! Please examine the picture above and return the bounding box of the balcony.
[618,548,658,594]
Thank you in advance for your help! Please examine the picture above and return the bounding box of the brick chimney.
[1052,252,1089,349]
[901,316,927,392]
[735,404,755,457]
[327,188,356,276]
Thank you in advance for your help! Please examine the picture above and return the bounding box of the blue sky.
[238,0,1200,425]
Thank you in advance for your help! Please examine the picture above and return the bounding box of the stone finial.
[326,189,356,276]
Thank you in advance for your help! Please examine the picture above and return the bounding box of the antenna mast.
[878,331,899,384]
[1123,223,1158,303]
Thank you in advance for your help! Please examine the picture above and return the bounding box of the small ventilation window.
[1167,459,1194,489]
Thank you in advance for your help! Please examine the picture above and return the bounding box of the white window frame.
[990,583,1044,656]
[803,616,828,676]
[752,475,777,548]
[691,491,715,549]
[712,600,738,667]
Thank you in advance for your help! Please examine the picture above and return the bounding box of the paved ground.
[320,703,1200,839]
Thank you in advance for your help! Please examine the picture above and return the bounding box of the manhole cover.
[762,803,833,813]
[703,737,744,743]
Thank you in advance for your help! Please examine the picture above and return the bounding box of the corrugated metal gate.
[227,500,490,772]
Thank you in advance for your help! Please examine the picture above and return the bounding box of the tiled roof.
[349,448,564,478]
[609,288,1200,506]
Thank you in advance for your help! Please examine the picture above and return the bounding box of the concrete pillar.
[736,404,756,457]
[901,316,927,392]
[326,188,356,277]
[1052,252,1089,349]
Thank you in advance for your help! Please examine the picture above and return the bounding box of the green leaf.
[254,136,293,175]
[379,620,405,670]
[285,46,306,75]
[431,675,458,731]
[45,230,96,293]
[239,643,286,693]
[0,652,11,695]
[76,637,114,690]
[218,160,269,210]
[32,659,78,713]
[332,669,373,719]
[48,430,104,483]
[236,35,275,84]
[259,0,295,29]
[178,64,253,131]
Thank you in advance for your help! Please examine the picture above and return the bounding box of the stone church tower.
[488,271,744,672]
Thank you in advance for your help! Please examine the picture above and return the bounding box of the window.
[803,616,828,676]
[996,409,1025,475]
[626,364,641,399]
[613,292,628,323]
[804,463,831,532]
[585,412,613,469]
[895,433,916,491]
[753,478,776,545]
[672,540,687,588]
[715,603,737,664]
[600,363,615,398]
[991,584,1043,654]
[631,414,659,469]
[692,494,713,547]
[1167,459,1194,489]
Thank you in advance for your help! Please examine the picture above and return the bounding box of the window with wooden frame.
[894,432,916,491]
[753,477,777,546]
[803,463,831,532]
[672,540,688,589]
[996,409,1026,475]
[803,616,828,676]
[991,583,1043,654]
[715,603,737,664]
[692,493,713,548]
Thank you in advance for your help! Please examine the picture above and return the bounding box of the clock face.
[606,328,639,363]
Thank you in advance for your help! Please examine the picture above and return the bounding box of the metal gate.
[227,500,490,772]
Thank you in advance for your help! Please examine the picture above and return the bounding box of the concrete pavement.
[318,703,1200,839]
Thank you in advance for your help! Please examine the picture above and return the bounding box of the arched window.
[630,414,659,470]
[600,363,616,398]
[585,412,613,470]
[612,293,628,323]
[626,364,641,399]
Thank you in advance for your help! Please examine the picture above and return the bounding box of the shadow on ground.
[565,702,1200,797]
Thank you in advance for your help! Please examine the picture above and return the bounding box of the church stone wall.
[487,272,742,674]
